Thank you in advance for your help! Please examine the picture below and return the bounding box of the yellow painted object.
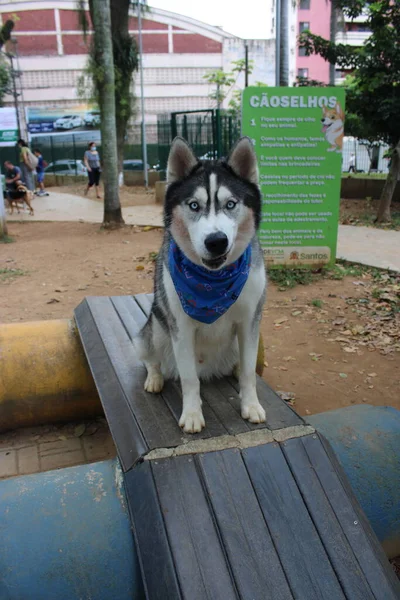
[256,333,265,377]
[0,320,101,432]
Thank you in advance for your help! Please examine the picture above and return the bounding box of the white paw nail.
[179,411,205,434]
[241,403,266,424]
[144,373,164,394]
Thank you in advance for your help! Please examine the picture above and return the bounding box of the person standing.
[17,139,35,192]
[33,148,48,196]
[348,153,356,173]
[83,142,101,199]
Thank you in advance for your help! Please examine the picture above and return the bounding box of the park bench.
[75,293,400,600]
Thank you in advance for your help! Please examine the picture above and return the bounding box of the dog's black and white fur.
[136,136,266,433]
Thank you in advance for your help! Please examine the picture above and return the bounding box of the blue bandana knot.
[168,239,252,324]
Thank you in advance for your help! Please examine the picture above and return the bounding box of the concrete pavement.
[7,192,400,272]
[7,192,163,227]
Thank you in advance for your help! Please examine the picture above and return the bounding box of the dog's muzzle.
[202,232,229,269]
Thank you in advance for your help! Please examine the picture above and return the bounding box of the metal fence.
[0,117,391,180]
[0,123,160,176]
[342,137,390,174]
[157,109,241,172]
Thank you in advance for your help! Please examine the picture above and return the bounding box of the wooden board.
[74,294,303,469]
[125,436,400,600]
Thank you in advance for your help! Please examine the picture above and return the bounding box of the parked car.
[123,159,150,171]
[199,151,217,160]
[44,159,87,176]
[54,115,84,130]
[84,111,101,127]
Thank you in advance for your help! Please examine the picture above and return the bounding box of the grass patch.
[0,268,27,282]
[311,299,323,308]
[269,260,393,291]
[343,173,387,179]
[268,267,315,289]
[0,235,15,244]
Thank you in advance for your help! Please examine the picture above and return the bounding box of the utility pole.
[138,0,148,189]
[275,0,281,86]
[6,53,21,138]
[245,42,249,87]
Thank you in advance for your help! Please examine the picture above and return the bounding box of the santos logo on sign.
[264,247,331,266]
[250,94,338,109]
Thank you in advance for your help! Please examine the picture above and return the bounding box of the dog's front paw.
[144,372,164,393]
[241,402,266,424]
[179,409,205,434]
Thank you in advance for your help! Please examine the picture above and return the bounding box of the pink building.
[296,0,331,83]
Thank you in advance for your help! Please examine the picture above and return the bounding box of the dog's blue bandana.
[168,239,252,324]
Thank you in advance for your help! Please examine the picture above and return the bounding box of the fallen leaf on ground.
[136,265,145,271]
[291,310,302,316]
[277,390,296,403]
[339,372,348,378]
[368,372,377,377]
[274,317,289,325]
[46,298,60,304]
[74,424,86,437]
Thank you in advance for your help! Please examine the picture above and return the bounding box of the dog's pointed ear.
[167,137,198,184]
[336,102,344,120]
[227,137,258,185]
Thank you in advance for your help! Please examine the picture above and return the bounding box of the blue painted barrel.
[1,405,399,600]
[309,404,400,559]
[0,459,144,600]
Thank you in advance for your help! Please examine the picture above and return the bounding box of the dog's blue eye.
[189,201,199,211]
[226,200,236,210]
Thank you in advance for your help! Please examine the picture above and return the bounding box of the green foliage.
[204,59,258,108]
[299,0,400,147]
[0,60,10,107]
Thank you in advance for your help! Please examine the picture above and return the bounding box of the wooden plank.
[135,293,154,316]
[242,443,346,600]
[303,434,400,600]
[124,462,182,600]
[152,455,238,600]
[75,299,147,471]
[283,437,375,600]
[198,449,293,600]
[77,297,183,463]
[200,381,253,435]
[111,295,148,340]
[228,376,303,430]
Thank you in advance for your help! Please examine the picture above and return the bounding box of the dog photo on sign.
[136,137,267,433]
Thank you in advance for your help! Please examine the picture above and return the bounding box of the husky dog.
[136,137,266,433]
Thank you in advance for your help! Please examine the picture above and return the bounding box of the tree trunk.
[110,0,130,176]
[90,0,124,227]
[375,139,400,223]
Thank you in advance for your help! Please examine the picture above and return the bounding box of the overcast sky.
[152,0,271,39]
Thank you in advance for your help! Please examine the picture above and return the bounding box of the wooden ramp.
[75,295,400,600]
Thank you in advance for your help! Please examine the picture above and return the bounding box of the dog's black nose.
[321,118,325,122]
[204,232,228,256]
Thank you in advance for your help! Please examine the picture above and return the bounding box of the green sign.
[242,87,345,267]
[0,107,18,146]
[0,129,18,143]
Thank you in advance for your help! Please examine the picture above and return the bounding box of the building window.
[298,47,307,57]
[298,68,309,78]
[299,0,310,9]
[299,22,310,33]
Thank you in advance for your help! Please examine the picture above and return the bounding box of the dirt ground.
[2,220,399,419]
[340,197,400,229]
